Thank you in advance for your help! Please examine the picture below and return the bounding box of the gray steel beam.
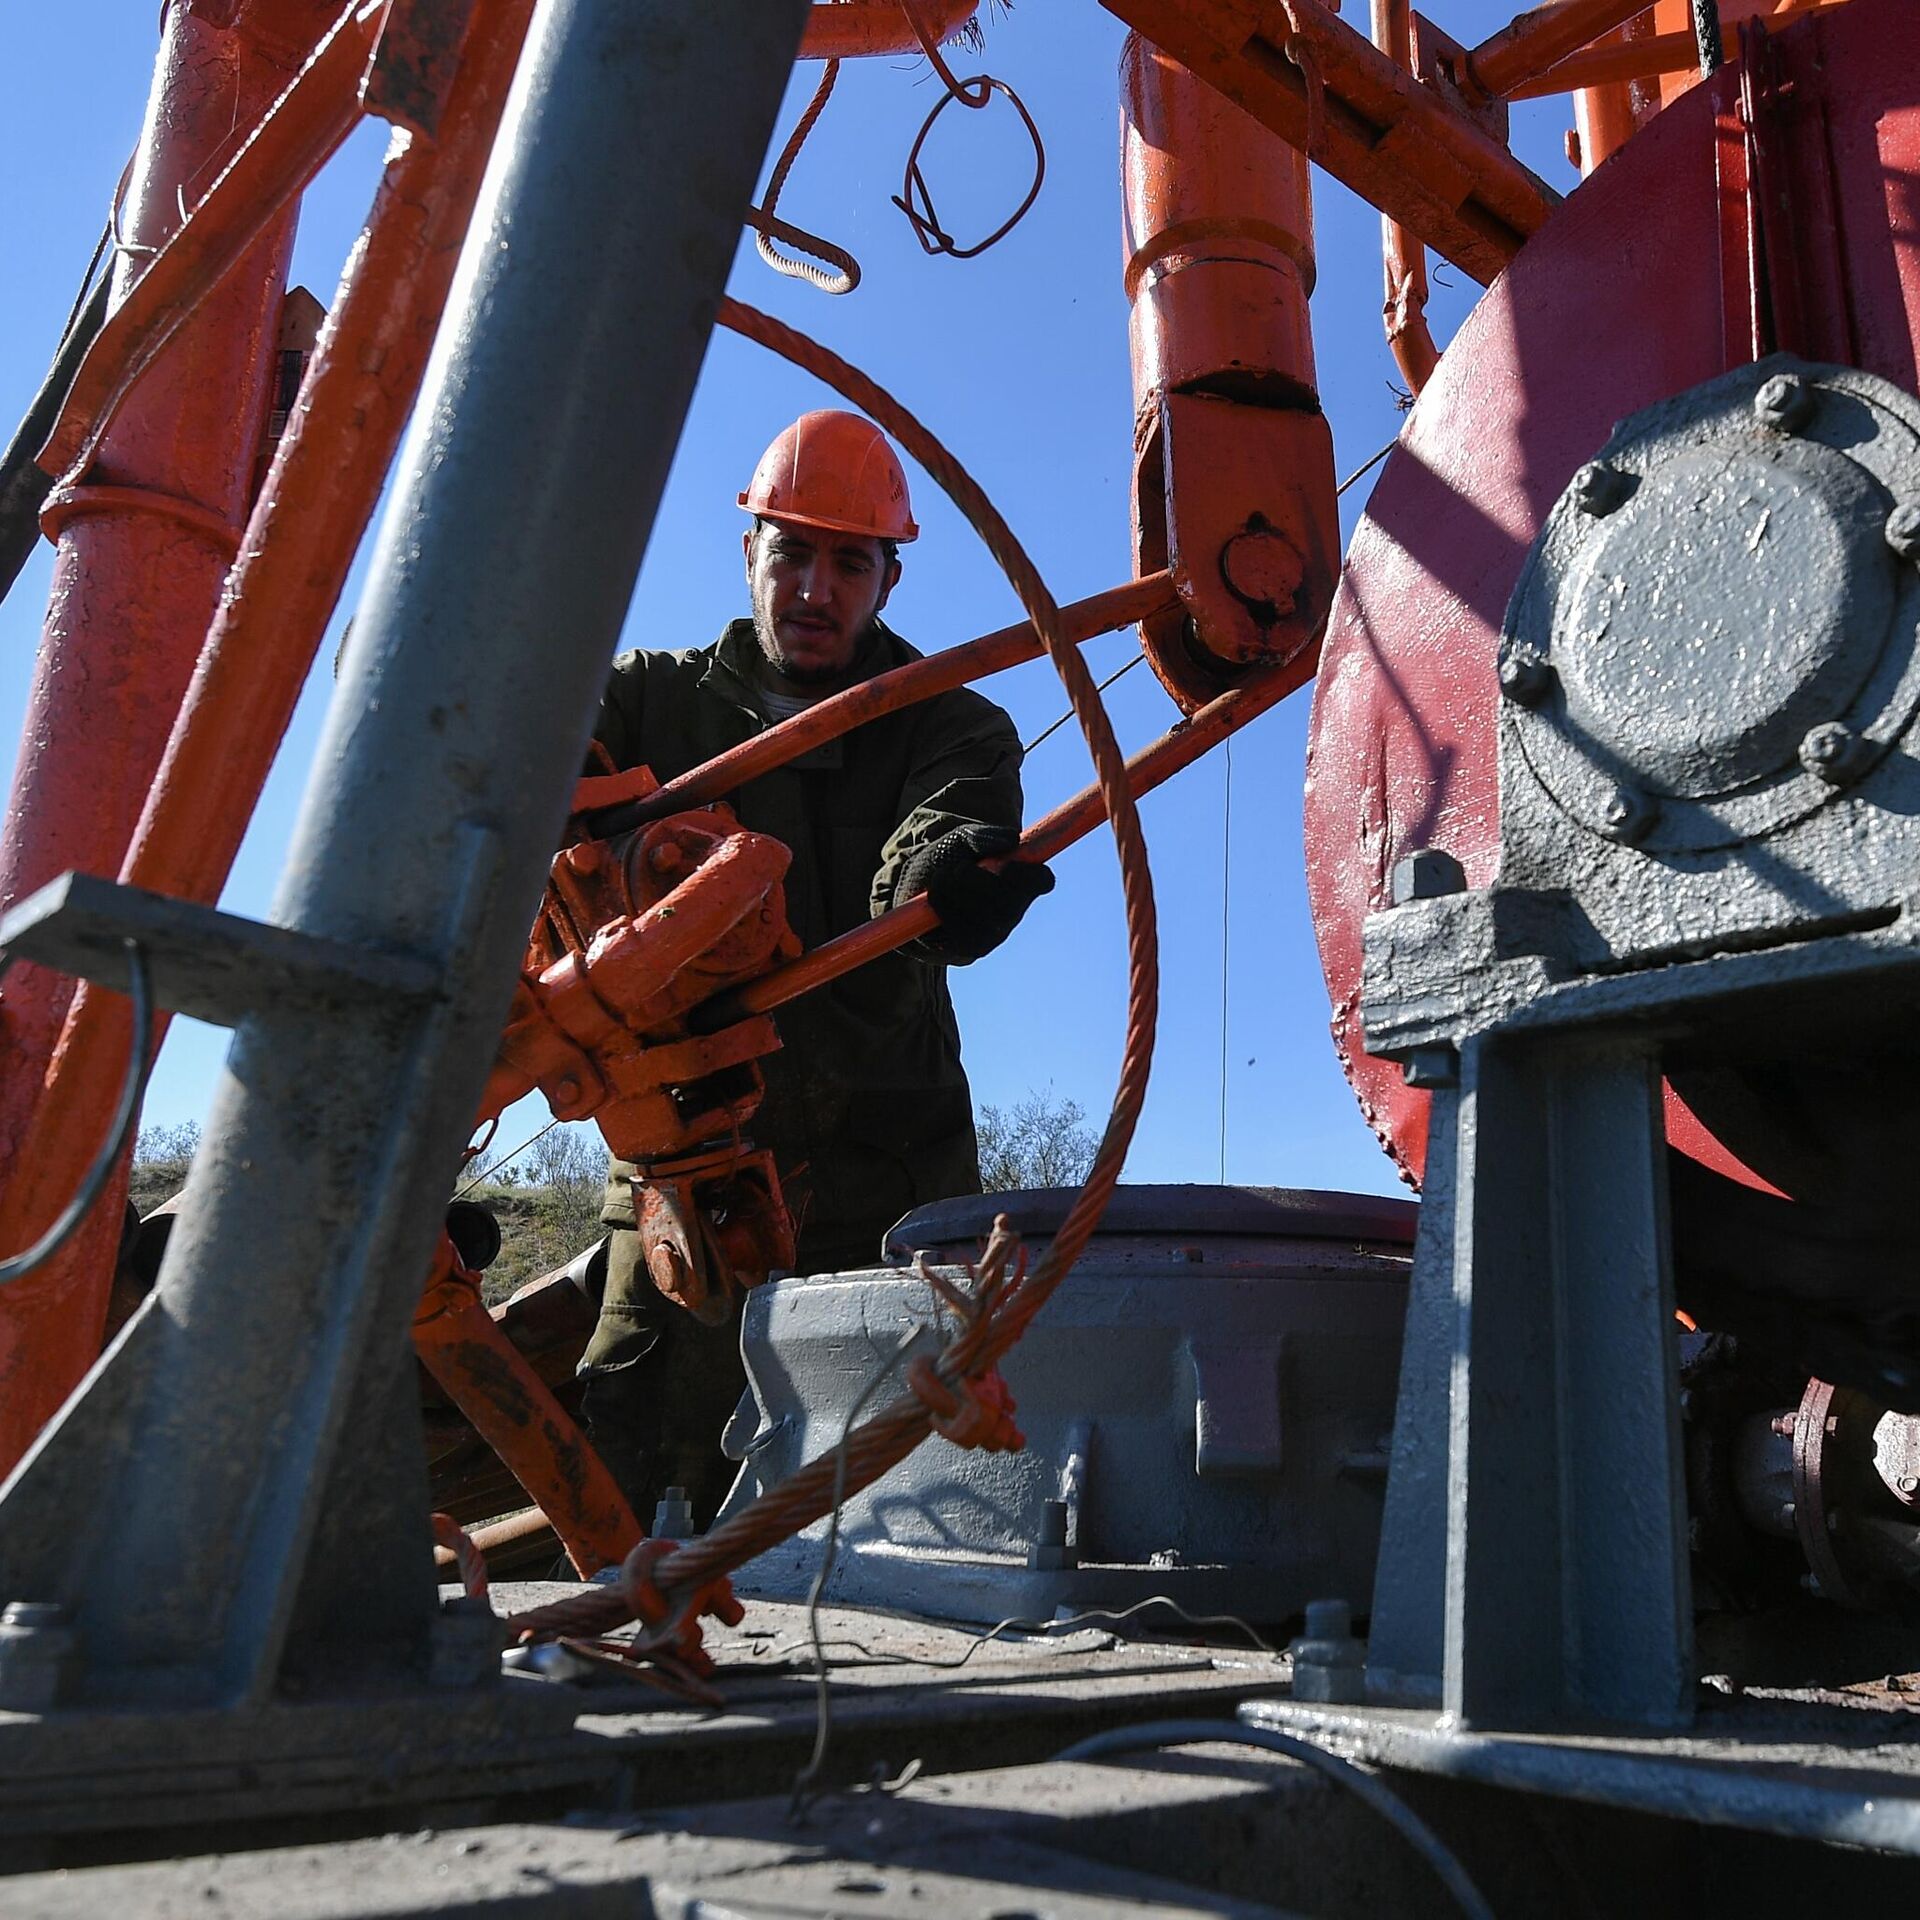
[0,0,809,1709]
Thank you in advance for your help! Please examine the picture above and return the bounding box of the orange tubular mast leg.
[0,0,537,1478]
[0,0,344,1473]
[1120,33,1339,711]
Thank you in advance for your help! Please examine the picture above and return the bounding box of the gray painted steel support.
[1369,1033,1693,1727]
[0,0,808,1713]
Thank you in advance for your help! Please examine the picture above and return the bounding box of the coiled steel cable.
[505,295,1159,1645]
[748,59,861,296]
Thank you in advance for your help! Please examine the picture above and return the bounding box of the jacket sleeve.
[869,691,1026,949]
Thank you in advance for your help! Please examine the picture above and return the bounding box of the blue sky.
[1,2,1578,1198]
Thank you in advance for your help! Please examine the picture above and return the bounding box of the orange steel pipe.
[1101,0,1555,284]
[800,0,978,58]
[0,0,534,1471]
[1512,0,1839,93]
[39,0,383,485]
[0,0,339,1468]
[612,573,1177,829]
[1464,0,1663,98]
[1371,0,1440,394]
[433,1504,555,1570]
[706,652,1312,1027]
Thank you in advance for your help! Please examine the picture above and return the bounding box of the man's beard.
[752,610,874,685]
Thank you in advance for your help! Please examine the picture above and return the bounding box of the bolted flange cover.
[1499,356,1920,855]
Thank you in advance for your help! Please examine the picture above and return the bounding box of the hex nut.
[1753,372,1814,433]
[652,1485,696,1540]
[1288,1597,1366,1704]
[1028,1497,1076,1571]
[1886,502,1920,563]
[1571,461,1631,517]
[1390,847,1467,906]
[1798,720,1872,785]
[1498,647,1556,706]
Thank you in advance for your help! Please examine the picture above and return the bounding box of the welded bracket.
[0,871,441,1028]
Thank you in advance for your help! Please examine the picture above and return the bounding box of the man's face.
[746,519,900,685]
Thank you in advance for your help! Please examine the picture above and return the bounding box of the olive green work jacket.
[592,618,1025,1273]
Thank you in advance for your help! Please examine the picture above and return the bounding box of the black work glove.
[894,823,1055,963]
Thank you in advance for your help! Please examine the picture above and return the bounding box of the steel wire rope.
[892,0,1043,260]
[1022,650,1143,753]
[767,1593,1278,1670]
[0,940,155,1287]
[1049,1720,1494,1920]
[454,1114,561,1198]
[747,59,862,296]
[504,293,1161,1648]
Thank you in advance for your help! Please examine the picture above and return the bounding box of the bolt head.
[1887,502,1920,562]
[1799,720,1872,785]
[1754,372,1814,433]
[1899,1475,1919,1495]
[1772,1412,1797,1439]
[1390,847,1467,906]
[1600,782,1658,845]
[1402,1046,1459,1090]
[1498,647,1556,706]
[1571,461,1631,517]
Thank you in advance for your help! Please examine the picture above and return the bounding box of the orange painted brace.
[599,572,1176,833]
[1463,0,1661,98]
[0,0,535,1476]
[706,649,1312,1028]
[0,0,342,1473]
[1371,0,1441,394]
[38,0,384,486]
[1100,0,1556,284]
[1510,0,1845,95]
[413,1234,641,1577]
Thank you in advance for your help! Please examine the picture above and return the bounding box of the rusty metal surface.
[1303,0,1920,1189]
[412,1234,641,1576]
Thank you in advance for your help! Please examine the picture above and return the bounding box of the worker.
[578,410,1053,1526]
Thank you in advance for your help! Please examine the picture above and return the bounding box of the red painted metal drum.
[1305,0,1920,1188]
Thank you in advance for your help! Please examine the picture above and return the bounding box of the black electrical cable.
[0,938,155,1288]
[1050,1719,1494,1920]
[0,238,114,611]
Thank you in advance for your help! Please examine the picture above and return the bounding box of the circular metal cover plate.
[1504,361,1920,853]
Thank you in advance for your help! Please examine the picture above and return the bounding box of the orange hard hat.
[737,410,919,543]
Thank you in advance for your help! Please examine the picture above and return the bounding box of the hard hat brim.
[737,497,919,543]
